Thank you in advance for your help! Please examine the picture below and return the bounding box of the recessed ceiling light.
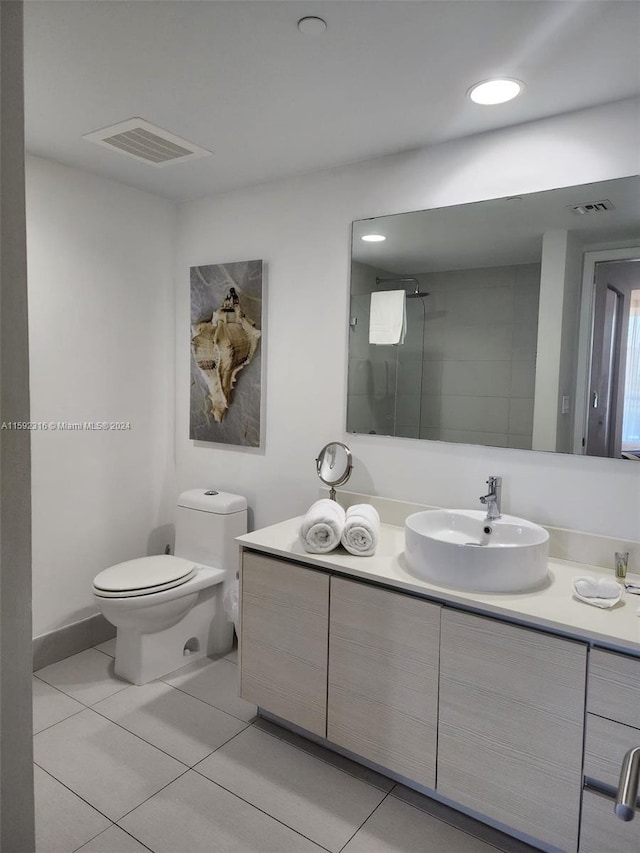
[297,16,327,35]
[468,79,523,105]
[361,234,386,243]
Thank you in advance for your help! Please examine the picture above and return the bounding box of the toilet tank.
[174,489,247,572]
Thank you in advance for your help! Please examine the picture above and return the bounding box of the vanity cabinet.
[239,551,329,736]
[580,648,640,852]
[238,543,640,853]
[438,609,586,852]
[327,577,440,787]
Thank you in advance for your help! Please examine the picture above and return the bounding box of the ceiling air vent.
[83,118,211,167]
[568,199,615,215]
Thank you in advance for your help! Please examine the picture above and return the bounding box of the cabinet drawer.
[240,551,329,736]
[588,649,640,728]
[584,713,640,792]
[580,789,640,853]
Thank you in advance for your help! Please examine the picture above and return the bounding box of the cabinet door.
[328,577,441,787]
[240,551,329,736]
[438,609,586,852]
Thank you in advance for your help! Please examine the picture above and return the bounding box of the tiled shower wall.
[347,262,541,448]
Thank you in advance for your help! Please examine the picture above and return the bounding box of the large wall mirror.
[347,176,640,459]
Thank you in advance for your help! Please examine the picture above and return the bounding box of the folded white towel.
[300,499,346,554]
[341,504,380,556]
[369,291,406,345]
[573,576,624,609]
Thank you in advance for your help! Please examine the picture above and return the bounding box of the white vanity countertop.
[238,517,640,655]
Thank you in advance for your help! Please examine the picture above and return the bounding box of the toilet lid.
[93,555,197,597]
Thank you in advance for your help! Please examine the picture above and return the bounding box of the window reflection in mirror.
[622,288,640,456]
[347,176,640,458]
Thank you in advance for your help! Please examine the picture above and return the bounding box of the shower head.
[375,276,429,298]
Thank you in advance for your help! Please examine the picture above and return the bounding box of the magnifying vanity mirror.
[347,175,640,459]
[316,441,353,500]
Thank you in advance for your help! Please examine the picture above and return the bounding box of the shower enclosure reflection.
[346,176,640,458]
[349,262,539,446]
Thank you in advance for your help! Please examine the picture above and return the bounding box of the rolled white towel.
[573,575,623,609]
[300,499,346,554]
[341,504,380,556]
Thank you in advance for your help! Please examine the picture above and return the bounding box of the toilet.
[93,489,247,685]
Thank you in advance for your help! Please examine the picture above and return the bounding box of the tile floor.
[33,640,538,853]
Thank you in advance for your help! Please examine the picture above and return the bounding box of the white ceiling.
[352,176,640,273]
[24,1,640,203]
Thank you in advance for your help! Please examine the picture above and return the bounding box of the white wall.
[27,156,176,636]
[557,233,584,453]
[175,98,640,540]
[534,229,570,450]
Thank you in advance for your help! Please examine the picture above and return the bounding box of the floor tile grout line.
[35,647,450,851]
[250,718,395,794]
[33,650,515,852]
[115,766,192,825]
[33,762,118,826]
[70,823,155,853]
[73,703,193,770]
[153,675,256,722]
[190,721,256,767]
[159,679,255,724]
[34,659,253,765]
[77,712,390,833]
[33,705,88,737]
[32,672,94,710]
[69,822,120,853]
[34,676,130,710]
[99,825,157,853]
[37,763,512,853]
[336,789,393,853]
[186,767,334,853]
[92,645,116,660]
[88,696,251,769]
[335,788,513,853]
[387,790,526,852]
[37,646,245,717]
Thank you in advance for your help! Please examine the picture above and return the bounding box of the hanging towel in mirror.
[369,290,406,345]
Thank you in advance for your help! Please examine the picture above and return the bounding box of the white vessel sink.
[404,509,549,593]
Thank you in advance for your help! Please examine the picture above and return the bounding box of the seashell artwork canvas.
[190,260,263,446]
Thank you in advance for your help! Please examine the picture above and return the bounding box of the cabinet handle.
[615,746,640,821]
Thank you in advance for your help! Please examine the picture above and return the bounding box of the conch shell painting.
[190,261,263,446]
[191,287,261,422]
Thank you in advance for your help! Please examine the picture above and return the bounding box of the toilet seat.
[93,555,198,598]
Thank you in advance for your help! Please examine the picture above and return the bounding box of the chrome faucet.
[479,476,502,520]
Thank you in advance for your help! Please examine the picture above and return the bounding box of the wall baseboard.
[33,614,116,671]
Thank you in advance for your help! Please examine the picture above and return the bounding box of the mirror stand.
[316,441,353,501]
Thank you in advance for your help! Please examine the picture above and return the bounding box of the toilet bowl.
[93,489,247,685]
